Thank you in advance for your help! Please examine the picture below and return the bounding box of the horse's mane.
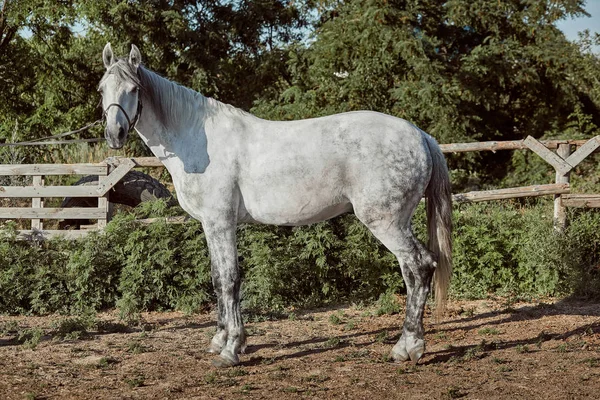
[100,59,251,130]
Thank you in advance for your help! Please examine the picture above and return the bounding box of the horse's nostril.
[118,127,126,139]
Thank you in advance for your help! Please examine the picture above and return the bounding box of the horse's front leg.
[204,219,245,367]
[206,262,226,354]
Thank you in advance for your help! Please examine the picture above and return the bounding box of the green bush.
[0,199,599,316]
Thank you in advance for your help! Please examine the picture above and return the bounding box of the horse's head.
[99,43,143,149]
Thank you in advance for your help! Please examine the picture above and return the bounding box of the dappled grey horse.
[99,44,453,367]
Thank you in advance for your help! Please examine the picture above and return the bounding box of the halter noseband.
[103,99,143,132]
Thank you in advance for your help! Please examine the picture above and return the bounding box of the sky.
[556,1,600,52]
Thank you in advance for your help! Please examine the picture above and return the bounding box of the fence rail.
[0,135,598,239]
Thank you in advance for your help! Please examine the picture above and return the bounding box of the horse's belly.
[239,195,353,226]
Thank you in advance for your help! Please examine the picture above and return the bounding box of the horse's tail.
[423,133,453,320]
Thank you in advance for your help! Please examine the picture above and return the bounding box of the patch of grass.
[126,339,148,354]
[324,337,342,348]
[397,365,418,374]
[462,347,482,362]
[204,372,218,385]
[329,313,342,325]
[240,383,255,392]
[556,343,568,353]
[491,356,508,364]
[453,341,488,363]
[348,349,370,359]
[283,387,299,393]
[376,292,402,316]
[516,344,530,354]
[0,321,19,336]
[459,307,475,318]
[375,330,390,344]
[582,357,600,368]
[51,315,96,340]
[445,386,467,399]
[478,327,500,336]
[124,374,145,388]
[344,320,356,331]
[19,327,44,349]
[227,367,248,377]
[302,374,330,384]
[97,357,118,369]
[260,357,275,365]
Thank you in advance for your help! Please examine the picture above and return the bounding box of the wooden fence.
[0,135,598,239]
[0,158,135,239]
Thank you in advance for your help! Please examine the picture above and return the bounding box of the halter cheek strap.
[103,99,143,132]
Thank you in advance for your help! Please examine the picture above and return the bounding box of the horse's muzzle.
[105,127,128,149]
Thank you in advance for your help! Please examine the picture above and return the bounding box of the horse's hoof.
[390,343,410,362]
[390,336,425,363]
[211,351,239,368]
[407,339,425,364]
[211,356,238,368]
[408,347,424,364]
[206,342,222,354]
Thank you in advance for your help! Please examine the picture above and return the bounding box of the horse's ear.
[129,44,142,70]
[103,43,115,69]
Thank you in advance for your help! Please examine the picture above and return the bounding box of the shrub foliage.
[0,200,599,316]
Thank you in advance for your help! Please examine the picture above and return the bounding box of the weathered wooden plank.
[523,136,572,175]
[561,194,600,208]
[0,185,103,198]
[135,216,191,225]
[564,136,600,169]
[31,175,43,230]
[0,164,108,176]
[453,183,570,203]
[439,139,593,153]
[96,158,136,195]
[130,157,165,167]
[0,207,105,219]
[17,230,95,240]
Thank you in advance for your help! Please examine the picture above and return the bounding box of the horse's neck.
[135,68,220,175]
[139,68,212,134]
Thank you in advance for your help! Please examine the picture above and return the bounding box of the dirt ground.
[1,297,599,400]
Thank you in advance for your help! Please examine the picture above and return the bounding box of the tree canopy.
[1,0,599,183]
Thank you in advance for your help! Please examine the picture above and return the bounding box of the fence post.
[554,143,571,231]
[32,175,43,231]
[97,174,109,229]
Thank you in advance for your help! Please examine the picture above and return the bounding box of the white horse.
[99,43,452,367]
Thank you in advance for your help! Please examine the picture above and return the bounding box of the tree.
[252,0,600,186]
[0,0,307,161]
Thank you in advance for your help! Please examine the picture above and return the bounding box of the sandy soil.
[1,297,599,400]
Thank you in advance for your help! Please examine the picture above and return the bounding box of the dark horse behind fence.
[98,43,452,367]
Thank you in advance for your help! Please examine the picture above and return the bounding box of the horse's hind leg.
[203,220,246,367]
[390,237,435,363]
[355,209,435,363]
